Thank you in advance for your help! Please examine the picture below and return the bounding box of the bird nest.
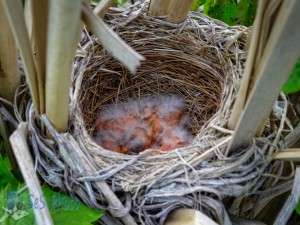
[23,2,291,225]
[74,4,251,187]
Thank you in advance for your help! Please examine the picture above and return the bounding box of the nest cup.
[27,2,289,225]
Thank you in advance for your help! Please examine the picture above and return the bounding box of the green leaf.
[0,184,28,225]
[112,0,126,7]
[42,186,104,225]
[191,0,206,11]
[201,0,257,26]
[283,58,300,94]
[0,156,18,190]
[296,201,300,215]
[237,0,257,26]
[0,185,104,225]
[203,0,238,26]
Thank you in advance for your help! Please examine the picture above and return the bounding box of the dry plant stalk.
[253,0,284,136]
[167,0,194,23]
[24,0,34,42]
[148,0,174,16]
[0,6,21,102]
[10,123,53,225]
[165,208,218,225]
[228,0,300,153]
[227,0,268,130]
[1,0,40,114]
[30,0,49,114]
[274,148,300,161]
[81,2,145,74]
[93,0,117,17]
[250,0,283,88]
[228,0,282,132]
[46,0,82,132]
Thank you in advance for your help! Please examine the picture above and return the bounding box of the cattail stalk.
[167,0,194,23]
[148,0,175,16]
[1,0,40,113]
[94,0,117,17]
[46,0,82,132]
[228,0,269,130]
[0,5,21,102]
[81,3,145,74]
[227,0,300,153]
[30,0,49,114]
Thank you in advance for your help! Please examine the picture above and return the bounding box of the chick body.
[94,95,194,154]
[156,127,194,151]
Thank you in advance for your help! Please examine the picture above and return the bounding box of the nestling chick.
[125,126,153,154]
[94,95,194,154]
[155,127,194,151]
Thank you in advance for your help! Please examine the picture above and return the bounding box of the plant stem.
[148,0,175,16]
[167,0,194,23]
[46,0,82,132]
[0,5,21,102]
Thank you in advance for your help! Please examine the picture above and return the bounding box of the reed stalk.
[0,6,21,102]
[30,0,49,114]
[81,3,144,74]
[46,0,82,132]
[1,0,40,113]
[94,0,117,17]
[148,0,174,16]
[167,0,194,23]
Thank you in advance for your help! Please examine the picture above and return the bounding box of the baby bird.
[155,127,194,151]
[140,95,186,138]
[125,126,153,154]
[94,131,119,152]
[94,95,194,154]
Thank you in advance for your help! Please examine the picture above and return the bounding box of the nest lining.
[24,3,290,225]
